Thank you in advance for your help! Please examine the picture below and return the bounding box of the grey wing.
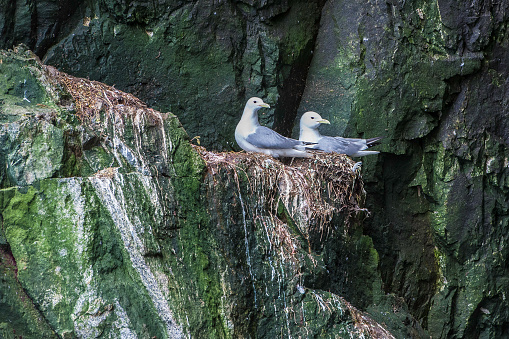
[318,136,367,155]
[246,126,301,149]
[337,137,382,147]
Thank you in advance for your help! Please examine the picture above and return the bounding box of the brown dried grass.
[194,146,367,237]
[49,66,162,126]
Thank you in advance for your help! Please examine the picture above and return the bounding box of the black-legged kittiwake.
[299,111,382,157]
[235,97,313,158]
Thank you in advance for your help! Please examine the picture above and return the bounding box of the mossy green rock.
[0,0,325,151]
[0,46,412,337]
[2,0,509,337]
[299,1,509,338]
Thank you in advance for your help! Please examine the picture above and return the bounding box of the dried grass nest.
[193,146,367,234]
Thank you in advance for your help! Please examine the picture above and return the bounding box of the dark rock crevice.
[272,35,317,137]
[272,0,326,137]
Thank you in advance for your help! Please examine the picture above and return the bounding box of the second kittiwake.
[235,97,314,158]
[299,111,382,157]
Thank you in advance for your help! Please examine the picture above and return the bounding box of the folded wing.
[246,126,304,149]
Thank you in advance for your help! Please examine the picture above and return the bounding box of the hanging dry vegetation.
[194,146,367,237]
[46,65,163,127]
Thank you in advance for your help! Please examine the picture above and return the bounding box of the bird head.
[246,97,270,110]
[300,111,330,130]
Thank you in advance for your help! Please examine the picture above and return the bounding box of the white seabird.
[235,97,313,158]
[299,111,382,157]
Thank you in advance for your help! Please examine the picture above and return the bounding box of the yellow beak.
[318,119,330,124]
[259,103,270,108]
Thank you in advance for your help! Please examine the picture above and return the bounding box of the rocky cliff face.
[1,0,509,338]
[1,0,323,151]
[301,1,509,338]
[0,47,415,338]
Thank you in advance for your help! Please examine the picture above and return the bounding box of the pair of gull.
[235,97,382,158]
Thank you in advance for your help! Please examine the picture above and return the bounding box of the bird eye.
[253,100,258,103]
[311,117,315,119]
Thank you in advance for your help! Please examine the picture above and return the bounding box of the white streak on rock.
[90,175,183,338]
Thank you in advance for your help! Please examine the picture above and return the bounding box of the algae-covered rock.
[1,46,187,338]
[299,0,509,337]
[0,0,324,151]
[2,0,509,336]
[0,46,409,338]
[193,148,399,338]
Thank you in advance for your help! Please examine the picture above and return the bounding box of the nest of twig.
[194,146,366,236]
